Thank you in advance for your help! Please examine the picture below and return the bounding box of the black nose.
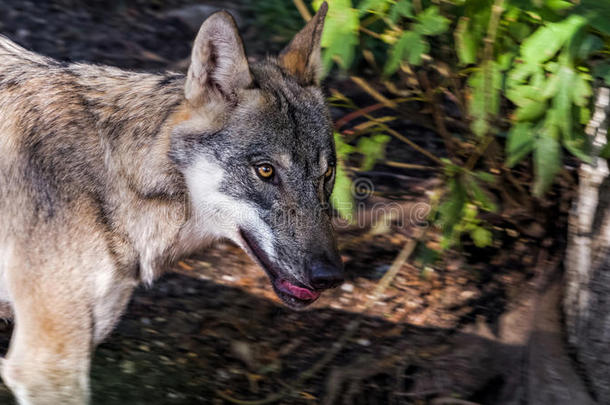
[309,260,344,290]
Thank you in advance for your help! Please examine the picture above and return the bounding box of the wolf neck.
[75,67,188,198]
[75,67,203,281]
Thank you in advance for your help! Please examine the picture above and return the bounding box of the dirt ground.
[0,1,571,404]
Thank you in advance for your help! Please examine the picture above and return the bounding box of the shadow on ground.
[0,272,533,405]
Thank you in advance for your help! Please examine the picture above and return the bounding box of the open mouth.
[239,229,320,309]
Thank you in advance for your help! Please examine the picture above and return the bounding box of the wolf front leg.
[0,242,100,405]
[1,291,93,405]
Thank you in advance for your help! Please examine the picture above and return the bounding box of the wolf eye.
[324,166,334,180]
[256,163,275,180]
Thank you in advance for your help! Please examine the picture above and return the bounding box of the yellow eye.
[256,163,274,180]
[324,166,334,180]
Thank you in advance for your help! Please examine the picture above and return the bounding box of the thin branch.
[335,103,388,130]
[382,123,445,166]
[418,71,458,160]
[292,0,312,21]
[334,97,420,130]
[482,0,504,118]
[359,26,383,40]
[465,0,505,170]
[351,76,398,108]
[464,132,494,171]
[384,161,441,171]
[331,91,444,166]
[342,97,443,165]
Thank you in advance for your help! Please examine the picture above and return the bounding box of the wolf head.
[170,3,344,309]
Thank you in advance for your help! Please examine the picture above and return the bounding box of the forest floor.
[0,1,572,404]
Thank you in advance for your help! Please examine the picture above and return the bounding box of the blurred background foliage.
[256,0,609,255]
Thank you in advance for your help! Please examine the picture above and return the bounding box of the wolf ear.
[185,11,253,106]
[278,2,328,85]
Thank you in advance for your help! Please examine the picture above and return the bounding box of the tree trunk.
[564,86,610,402]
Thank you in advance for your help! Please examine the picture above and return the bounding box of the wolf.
[0,3,343,404]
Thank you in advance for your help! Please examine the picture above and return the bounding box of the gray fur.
[0,4,340,404]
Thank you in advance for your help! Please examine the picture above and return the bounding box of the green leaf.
[572,73,592,107]
[508,22,531,42]
[330,132,356,220]
[358,0,391,15]
[515,99,547,122]
[408,36,430,65]
[330,163,355,221]
[467,62,502,137]
[335,132,355,157]
[389,0,413,22]
[413,6,450,36]
[521,26,564,65]
[356,134,391,170]
[579,106,591,125]
[503,4,521,21]
[497,52,515,71]
[533,124,561,197]
[437,178,467,233]
[314,0,360,73]
[520,15,587,65]
[455,17,478,65]
[384,31,428,74]
[552,66,575,142]
[506,122,535,167]
[545,62,560,74]
[541,74,561,99]
[466,177,497,212]
[563,137,591,163]
[470,226,493,248]
[530,68,547,90]
[545,0,574,12]
[507,63,541,88]
[384,31,410,74]
[474,171,496,184]
[443,161,461,177]
[507,84,546,106]
[573,0,610,35]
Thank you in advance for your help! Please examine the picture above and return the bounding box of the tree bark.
[564,86,610,402]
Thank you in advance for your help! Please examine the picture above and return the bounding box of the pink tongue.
[278,279,320,300]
